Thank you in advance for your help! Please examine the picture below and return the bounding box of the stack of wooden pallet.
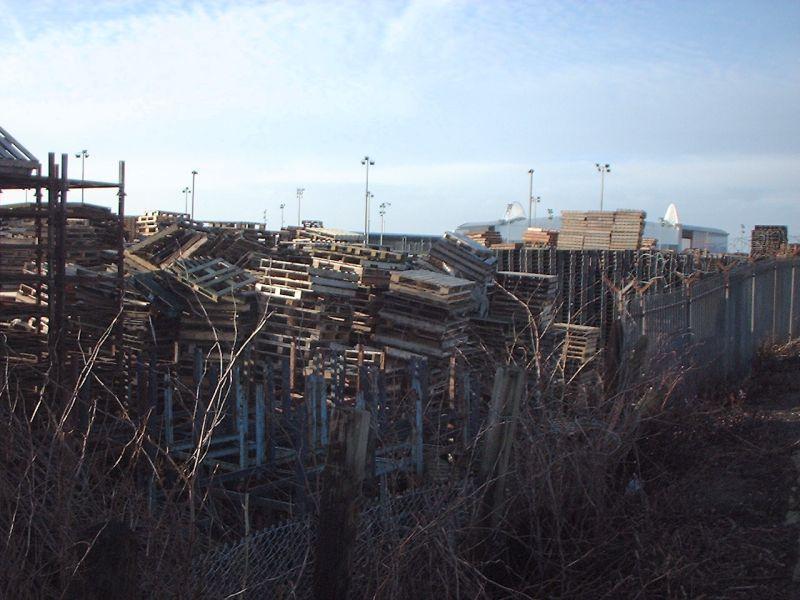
[428,232,497,286]
[125,223,211,272]
[522,227,558,247]
[751,225,788,258]
[557,210,645,251]
[136,210,189,237]
[542,323,602,389]
[303,243,409,341]
[374,270,475,358]
[465,226,503,247]
[491,271,559,330]
[641,237,658,250]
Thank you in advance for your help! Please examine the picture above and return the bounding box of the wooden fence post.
[313,407,370,600]
[474,366,525,536]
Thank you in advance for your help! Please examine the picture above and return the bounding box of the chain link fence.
[624,257,800,383]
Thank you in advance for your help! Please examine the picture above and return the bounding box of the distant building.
[457,203,729,253]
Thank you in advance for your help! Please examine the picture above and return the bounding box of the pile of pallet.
[136,211,189,237]
[374,270,475,358]
[491,272,558,330]
[428,232,497,286]
[522,227,558,247]
[465,226,503,247]
[542,323,602,389]
[557,210,646,251]
[641,237,658,250]
[125,223,211,272]
[751,225,788,258]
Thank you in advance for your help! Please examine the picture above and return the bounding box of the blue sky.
[1,0,798,241]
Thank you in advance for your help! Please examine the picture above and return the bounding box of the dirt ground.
[633,341,800,599]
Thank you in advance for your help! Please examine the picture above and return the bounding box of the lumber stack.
[751,225,788,258]
[136,210,189,237]
[374,270,475,358]
[465,226,503,247]
[557,210,646,251]
[491,272,558,330]
[542,323,602,389]
[523,227,558,247]
[641,237,658,250]
[428,232,497,286]
[125,223,211,272]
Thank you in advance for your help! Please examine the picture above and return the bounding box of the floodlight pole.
[379,201,391,246]
[527,169,534,227]
[362,156,374,246]
[191,170,198,220]
[182,186,191,214]
[280,203,286,228]
[74,150,88,203]
[595,163,610,211]
[296,188,305,226]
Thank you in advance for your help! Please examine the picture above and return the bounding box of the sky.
[1,0,799,241]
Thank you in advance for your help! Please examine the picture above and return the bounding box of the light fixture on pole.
[280,203,286,228]
[595,163,610,211]
[181,186,191,214]
[379,201,391,246]
[190,170,198,220]
[527,169,534,227]
[361,156,374,246]
[296,188,305,226]
[263,209,267,229]
[74,149,89,203]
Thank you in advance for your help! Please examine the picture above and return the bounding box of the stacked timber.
[124,223,211,272]
[751,225,788,258]
[465,226,503,247]
[641,237,658,250]
[542,323,602,389]
[303,243,409,341]
[491,272,558,330]
[428,232,497,286]
[0,203,119,279]
[374,270,475,358]
[254,254,356,363]
[557,210,646,251]
[522,227,558,247]
[136,210,189,237]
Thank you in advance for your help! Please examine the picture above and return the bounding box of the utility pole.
[527,169,534,228]
[190,170,198,220]
[280,203,286,228]
[181,186,191,214]
[379,201,391,246]
[74,150,89,203]
[361,156,374,246]
[595,163,610,211]
[296,188,305,226]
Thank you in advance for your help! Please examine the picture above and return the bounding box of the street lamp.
[181,186,191,214]
[527,169,534,227]
[296,188,305,226]
[361,156,375,246]
[379,201,391,246]
[190,170,198,220]
[74,149,89,203]
[280,203,286,228]
[595,163,610,211]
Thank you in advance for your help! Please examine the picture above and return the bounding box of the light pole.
[379,201,391,246]
[181,186,191,214]
[527,169,534,227]
[190,170,198,220]
[595,163,610,211]
[296,188,305,226]
[74,149,89,203]
[361,156,374,246]
[280,203,286,228]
